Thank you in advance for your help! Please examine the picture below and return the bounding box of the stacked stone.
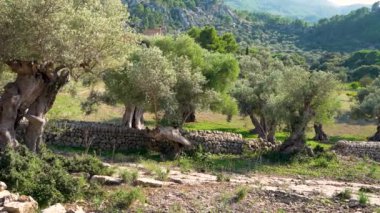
[182,130,246,154]
[43,120,277,155]
[335,141,380,162]
[44,120,153,152]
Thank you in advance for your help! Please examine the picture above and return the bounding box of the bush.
[0,146,84,207]
[155,168,170,181]
[120,169,139,185]
[63,154,114,177]
[359,192,369,206]
[216,173,231,182]
[336,188,352,200]
[349,82,361,90]
[235,186,249,202]
[106,188,145,211]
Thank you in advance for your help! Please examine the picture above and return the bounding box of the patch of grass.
[106,188,145,211]
[336,188,352,200]
[155,168,170,181]
[216,173,231,182]
[234,186,250,203]
[141,160,170,181]
[358,192,369,206]
[177,158,192,173]
[120,169,139,185]
[169,203,185,213]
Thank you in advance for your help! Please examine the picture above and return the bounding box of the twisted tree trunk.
[122,104,145,130]
[182,111,196,123]
[0,60,69,152]
[249,114,276,143]
[368,120,380,141]
[313,123,329,142]
[280,107,314,155]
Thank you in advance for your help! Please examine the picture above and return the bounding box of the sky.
[329,0,378,5]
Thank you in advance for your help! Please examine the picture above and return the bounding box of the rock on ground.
[90,175,122,185]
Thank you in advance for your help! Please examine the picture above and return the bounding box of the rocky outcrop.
[334,141,380,162]
[42,204,85,213]
[0,182,38,213]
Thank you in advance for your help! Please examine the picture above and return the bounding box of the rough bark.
[0,60,69,152]
[183,111,196,123]
[280,106,314,155]
[249,114,266,140]
[368,124,380,142]
[122,105,145,130]
[313,123,329,142]
[24,69,69,152]
[249,114,276,143]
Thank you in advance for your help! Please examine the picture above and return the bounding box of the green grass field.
[45,85,380,183]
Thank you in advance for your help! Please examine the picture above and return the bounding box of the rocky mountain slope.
[124,0,380,52]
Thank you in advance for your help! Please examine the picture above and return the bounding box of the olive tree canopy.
[0,0,132,152]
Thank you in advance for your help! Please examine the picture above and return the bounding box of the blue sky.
[329,0,378,5]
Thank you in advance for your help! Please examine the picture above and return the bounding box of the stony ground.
[113,163,380,212]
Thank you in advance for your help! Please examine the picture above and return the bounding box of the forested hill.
[302,6,380,51]
[224,0,368,22]
[124,0,380,52]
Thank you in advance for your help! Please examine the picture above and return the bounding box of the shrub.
[120,169,139,185]
[349,82,361,90]
[106,188,145,211]
[177,158,192,173]
[63,154,114,176]
[155,168,170,181]
[336,188,352,200]
[235,186,249,202]
[359,192,369,206]
[216,173,231,182]
[0,146,84,207]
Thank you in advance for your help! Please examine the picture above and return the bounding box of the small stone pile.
[0,181,38,213]
[334,141,380,162]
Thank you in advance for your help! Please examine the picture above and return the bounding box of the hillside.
[224,0,368,22]
[125,0,380,53]
[302,7,380,51]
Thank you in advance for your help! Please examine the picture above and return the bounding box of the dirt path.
[114,163,380,212]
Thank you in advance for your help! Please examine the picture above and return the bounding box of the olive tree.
[279,69,340,154]
[154,35,240,122]
[105,47,176,127]
[170,57,215,126]
[233,54,285,143]
[352,78,380,141]
[0,0,130,152]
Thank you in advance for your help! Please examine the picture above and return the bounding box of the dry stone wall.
[43,120,260,155]
[335,141,380,162]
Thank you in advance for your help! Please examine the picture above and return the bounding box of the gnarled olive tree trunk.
[0,60,69,152]
[313,123,329,142]
[368,119,380,141]
[249,114,276,143]
[122,104,145,130]
[280,107,314,154]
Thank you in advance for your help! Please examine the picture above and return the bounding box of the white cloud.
[329,0,378,6]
